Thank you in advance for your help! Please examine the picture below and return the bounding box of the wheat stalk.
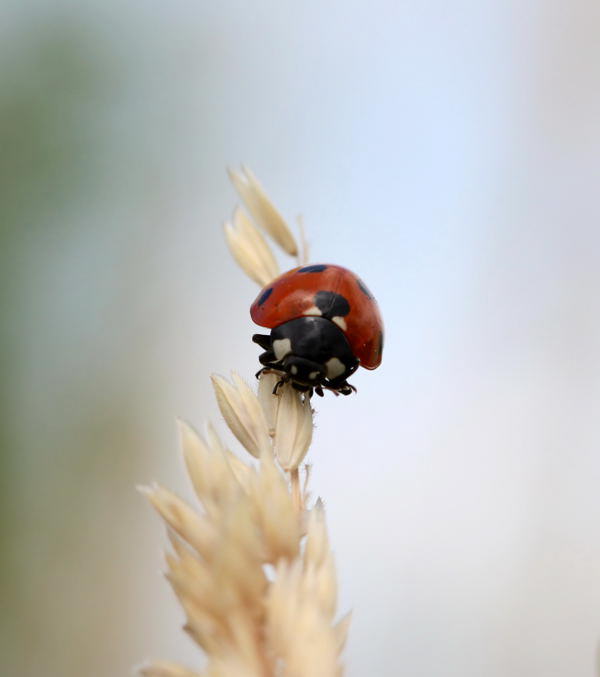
[140,169,349,677]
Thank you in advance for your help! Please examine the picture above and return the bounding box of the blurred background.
[1,1,599,675]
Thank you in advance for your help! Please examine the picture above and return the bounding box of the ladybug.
[251,263,383,397]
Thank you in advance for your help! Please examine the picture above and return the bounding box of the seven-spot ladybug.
[251,263,383,397]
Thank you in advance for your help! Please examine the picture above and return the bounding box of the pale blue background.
[2,1,599,676]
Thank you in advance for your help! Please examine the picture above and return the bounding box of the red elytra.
[250,263,383,369]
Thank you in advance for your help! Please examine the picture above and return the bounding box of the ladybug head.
[279,354,327,389]
[252,316,359,397]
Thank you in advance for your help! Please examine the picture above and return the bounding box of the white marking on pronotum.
[325,357,345,379]
[332,316,347,331]
[303,305,322,316]
[273,338,292,360]
[308,371,319,380]
[290,365,298,375]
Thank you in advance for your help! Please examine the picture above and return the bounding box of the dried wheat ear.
[140,167,349,677]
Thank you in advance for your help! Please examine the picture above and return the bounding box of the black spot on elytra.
[257,287,273,306]
[377,331,384,355]
[298,264,328,273]
[357,277,373,299]
[314,290,350,318]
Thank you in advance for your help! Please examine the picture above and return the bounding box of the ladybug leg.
[258,350,278,367]
[339,383,357,396]
[292,382,312,393]
[252,333,272,351]
[273,375,290,395]
[323,379,357,396]
[253,335,281,369]
[256,365,286,381]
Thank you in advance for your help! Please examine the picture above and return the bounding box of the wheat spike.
[141,169,348,677]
